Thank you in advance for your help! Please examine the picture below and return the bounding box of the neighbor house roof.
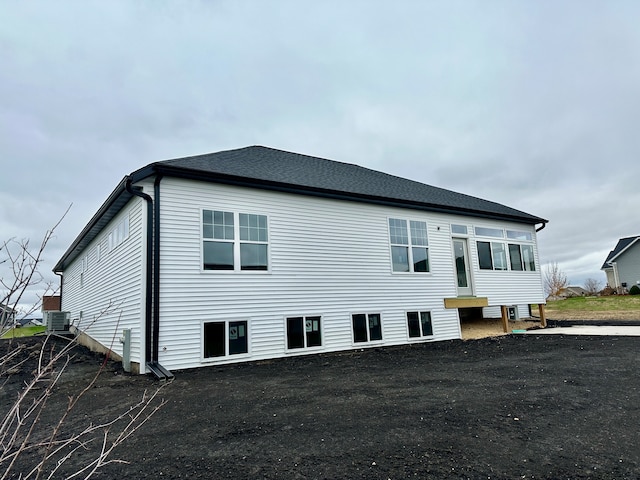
[54,146,548,272]
[601,235,640,270]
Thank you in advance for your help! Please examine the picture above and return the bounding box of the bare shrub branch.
[543,262,569,298]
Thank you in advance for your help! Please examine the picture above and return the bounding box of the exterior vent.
[45,311,71,332]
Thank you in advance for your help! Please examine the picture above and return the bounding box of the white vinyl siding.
[153,178,463,371]
[61,199,146,367]
[62,177,546,373]
[614,242,640,289]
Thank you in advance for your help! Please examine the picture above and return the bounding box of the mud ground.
[2,333,640,479]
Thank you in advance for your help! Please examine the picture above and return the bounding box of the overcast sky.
[2,1,639,311]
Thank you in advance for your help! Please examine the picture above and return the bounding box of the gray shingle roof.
[55,145,547,272]
[601,235,640,269]
[150,146,546,224]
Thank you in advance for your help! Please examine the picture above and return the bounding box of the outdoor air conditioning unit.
[45,311,70,333]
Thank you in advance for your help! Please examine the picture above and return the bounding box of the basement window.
[407,311,433,338]
[286,316,322,349]
[352,313,383,343]
[203,320,248,358]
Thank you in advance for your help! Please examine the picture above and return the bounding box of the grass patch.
[1,325,47,339]
[546,295,640,312]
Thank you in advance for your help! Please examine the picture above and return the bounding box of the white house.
[54,146,548,377]
[601,235,640,293]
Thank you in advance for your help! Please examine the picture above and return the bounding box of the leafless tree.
[0,211,167,477]
[0,206,70,331]
[543,262,569,298]
[583,277,603,296]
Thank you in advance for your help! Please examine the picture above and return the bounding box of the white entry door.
[453,238,473,296]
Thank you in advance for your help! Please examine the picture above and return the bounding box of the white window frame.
[201,209,270,273]
[350,313,384,345]
[405,310,434,340]
[201,319,251,362]
[388,217,430,274]
[284,315,323,352]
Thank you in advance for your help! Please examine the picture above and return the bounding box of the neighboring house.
[548,286,588,301]
[1,303,16,326]
[601,236,640,293]
[53,146,548,377]
[42,295,61,312]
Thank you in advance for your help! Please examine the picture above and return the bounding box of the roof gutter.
[150,164,549,226]
[145,173,173,380]
[535,222,547,232]
[124,179,154,368]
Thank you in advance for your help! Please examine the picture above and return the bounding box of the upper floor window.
[108,215,130,252]
[389,218,429,273]
[477,241,508,270]
[478,241,535,271]
[509,244,536,271]
[203,210,268,271]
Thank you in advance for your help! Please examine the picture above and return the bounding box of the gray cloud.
[2,0,639,309]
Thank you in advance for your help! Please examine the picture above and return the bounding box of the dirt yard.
[2,333,639,479]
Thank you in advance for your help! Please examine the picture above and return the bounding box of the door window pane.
[454,241,468,288]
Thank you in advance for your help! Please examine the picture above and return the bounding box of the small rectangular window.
[474,227,504,238]
[508,244,536,271]
[352,313,382,343]
[204,320,248,358]
[287,316,322,349]
[407,311,433,338]
[108,215,130,252]
[451,224,468,235]
[506,230,533,241]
